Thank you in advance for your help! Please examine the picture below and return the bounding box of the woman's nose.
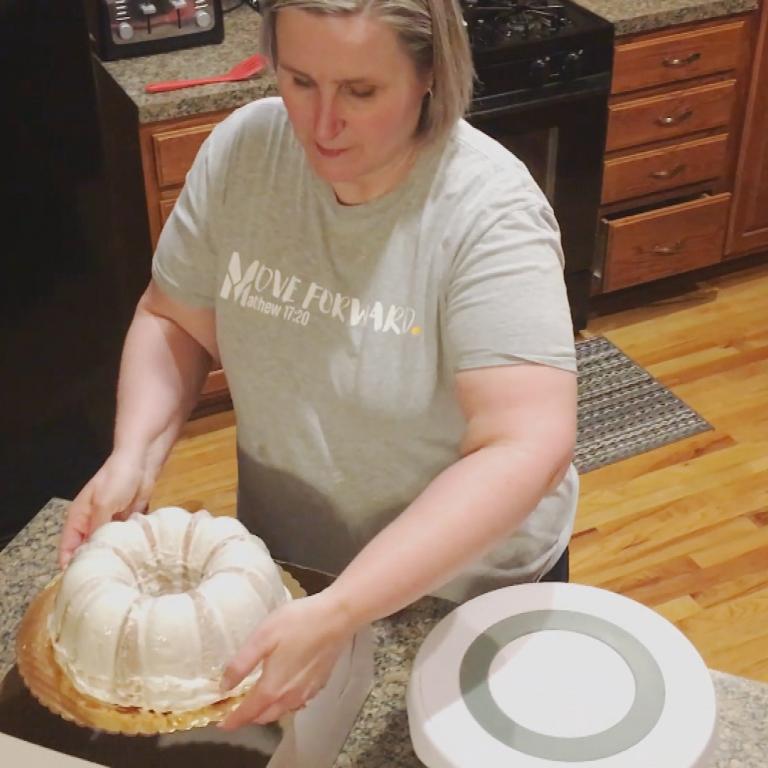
[314,94,344,143]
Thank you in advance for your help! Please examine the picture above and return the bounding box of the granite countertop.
[575,0,758,35]
[99,0,759,124]
[98,5,278,123]
[2,499,768,766]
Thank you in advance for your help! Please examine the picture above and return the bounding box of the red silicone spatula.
[145,53,267,94]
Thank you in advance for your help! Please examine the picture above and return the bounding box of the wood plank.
[610,546,768,608]
[653,595,703,622]
[573,518,758,582]
[576,430,735,496]
[589,456,768,531]
[645,333,768,386]
[708,632,768,677]
[675,585,768,653]
[577,444,768,530]
[691,523,768,568]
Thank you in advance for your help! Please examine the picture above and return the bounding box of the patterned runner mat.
[574,336,711,473]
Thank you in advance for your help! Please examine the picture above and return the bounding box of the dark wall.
[0,0,128,547]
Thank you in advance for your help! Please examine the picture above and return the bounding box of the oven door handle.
[469,73,611,119]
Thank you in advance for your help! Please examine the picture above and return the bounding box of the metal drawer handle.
[651,241,685,255]
[656,107,694,126]
[650,163,687,179]
[662,52,702,68]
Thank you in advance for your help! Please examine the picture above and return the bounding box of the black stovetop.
[461,0,614,97]
[461,0,610,50]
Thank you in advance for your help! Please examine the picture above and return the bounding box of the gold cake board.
[15,569,307,736]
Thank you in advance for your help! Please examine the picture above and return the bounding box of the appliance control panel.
[89,0,224,59]
[107,0,218,44]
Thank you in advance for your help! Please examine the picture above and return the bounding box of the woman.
[60,0,578,730]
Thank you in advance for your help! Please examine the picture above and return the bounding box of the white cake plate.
[407,582,718,768]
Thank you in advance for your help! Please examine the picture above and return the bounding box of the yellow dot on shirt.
[411,326,423,336]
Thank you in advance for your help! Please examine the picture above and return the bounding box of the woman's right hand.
[59,451,157,569]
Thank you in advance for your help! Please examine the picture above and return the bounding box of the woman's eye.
[293,77,313,88]
[347,85,376,99]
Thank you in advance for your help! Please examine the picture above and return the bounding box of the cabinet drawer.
[602,134,728,204]
[606,80,736,152]
[602,193,730,291]
[159,196,178,227]
[201,368,228,396]
[152,123,217,188]
[612,20,747,94]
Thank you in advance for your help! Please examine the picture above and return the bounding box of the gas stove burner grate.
[462,0,566,8]
[462,0,575,47]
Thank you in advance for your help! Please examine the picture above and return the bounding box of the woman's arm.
[326,360,577,625]
[219,361,577,727]
[114,280,219,464]
[59,280,218,565]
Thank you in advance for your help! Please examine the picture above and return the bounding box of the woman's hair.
[259,0,474,145]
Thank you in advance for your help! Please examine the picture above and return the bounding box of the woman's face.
[275,8,430,200]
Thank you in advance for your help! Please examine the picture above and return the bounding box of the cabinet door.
[603,194,731,291]
[601,134,729,205]
[605,80,737,152]
[612,19,747,94]
[727,4,768,256]
[140,114,233,417]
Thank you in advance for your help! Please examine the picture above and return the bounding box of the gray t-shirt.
[153,97,578,602]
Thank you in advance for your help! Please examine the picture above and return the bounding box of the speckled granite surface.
[2,498,767,766]
[98,6,277,123]
[98,1,758,124]
[574,0,757,35]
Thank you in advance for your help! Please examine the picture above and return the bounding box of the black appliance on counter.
[85,0,224,60]
[0,0,140,548]
[463,0,614,330]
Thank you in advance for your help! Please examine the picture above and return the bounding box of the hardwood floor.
[577,259,768,683]
[150,259,768,684]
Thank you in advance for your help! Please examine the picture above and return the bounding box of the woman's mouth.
[315,143,348,158]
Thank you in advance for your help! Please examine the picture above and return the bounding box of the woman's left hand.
[217,591,355,730]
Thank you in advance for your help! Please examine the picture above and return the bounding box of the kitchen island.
[1,499,767,766]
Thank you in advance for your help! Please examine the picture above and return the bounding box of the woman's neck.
[331,143,421,206]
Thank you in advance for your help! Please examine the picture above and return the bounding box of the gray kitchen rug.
[574,336,712,473]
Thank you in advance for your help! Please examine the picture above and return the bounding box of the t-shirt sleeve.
[444,193,577,374]
[151,127,226,308]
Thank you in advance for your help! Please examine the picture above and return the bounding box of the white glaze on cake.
[48,507,290,712]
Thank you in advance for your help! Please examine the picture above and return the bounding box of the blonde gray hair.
[259,0,474,146]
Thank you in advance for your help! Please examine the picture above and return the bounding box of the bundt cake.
[48,506,290,712]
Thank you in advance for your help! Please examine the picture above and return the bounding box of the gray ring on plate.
[459,609,666,761]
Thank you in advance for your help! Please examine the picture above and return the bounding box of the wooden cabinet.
[594,14,754,294]
[605,79,737,151]
[602,134,729,204]
[138,110,234,413]
[139,112,229,250]
[727,0,768,257]
[603,193,730,290]
[611,20,746,93]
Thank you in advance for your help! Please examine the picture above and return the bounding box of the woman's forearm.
[113,298,212,466]
[325,443,571,630]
